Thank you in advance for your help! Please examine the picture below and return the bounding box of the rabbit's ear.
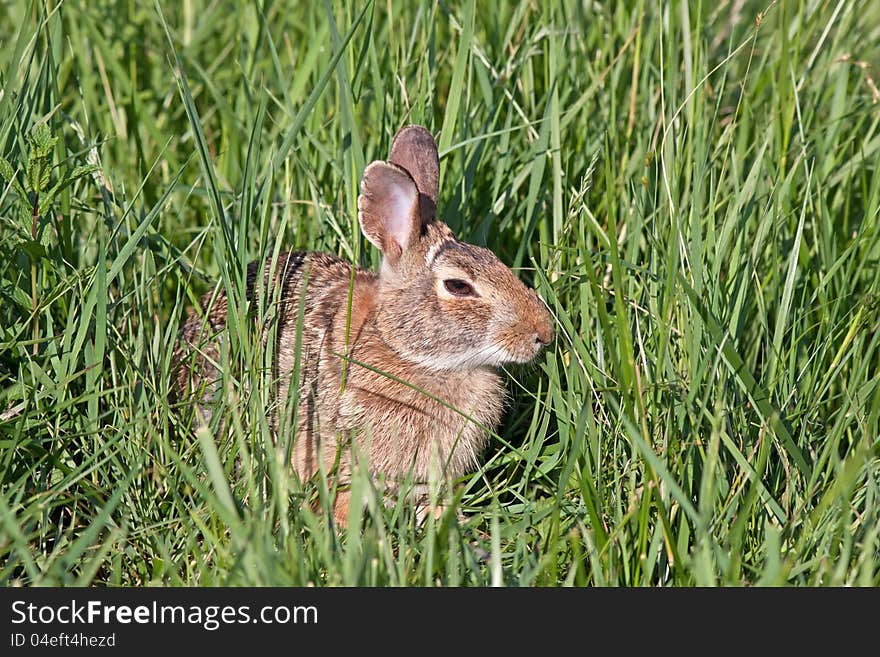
[358,161,420,263]
[389,125,439,221]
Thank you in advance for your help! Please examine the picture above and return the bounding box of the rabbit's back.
[173,251,358,423]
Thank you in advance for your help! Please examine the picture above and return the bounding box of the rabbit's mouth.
[487,308,554,366]
[496,337,551,365]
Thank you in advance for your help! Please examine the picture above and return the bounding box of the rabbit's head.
[357,126,553,371]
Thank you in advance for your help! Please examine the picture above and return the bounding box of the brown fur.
[173,126,553,524]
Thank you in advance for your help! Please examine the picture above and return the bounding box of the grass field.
[1,0,879,586]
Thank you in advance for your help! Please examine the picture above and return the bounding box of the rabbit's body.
[175,126,552,523]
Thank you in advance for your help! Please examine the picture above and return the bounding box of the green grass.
[1,0,879,586]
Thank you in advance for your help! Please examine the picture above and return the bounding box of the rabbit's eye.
[444,279,476,297]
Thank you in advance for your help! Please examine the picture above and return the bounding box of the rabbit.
[174,125,554,525]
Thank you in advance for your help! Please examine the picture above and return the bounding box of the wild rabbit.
[174,125,553,524]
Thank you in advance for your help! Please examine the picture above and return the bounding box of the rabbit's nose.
[534,323,554,346]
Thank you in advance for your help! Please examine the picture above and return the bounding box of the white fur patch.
[425,241,443,267]
[406,345,515,370]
